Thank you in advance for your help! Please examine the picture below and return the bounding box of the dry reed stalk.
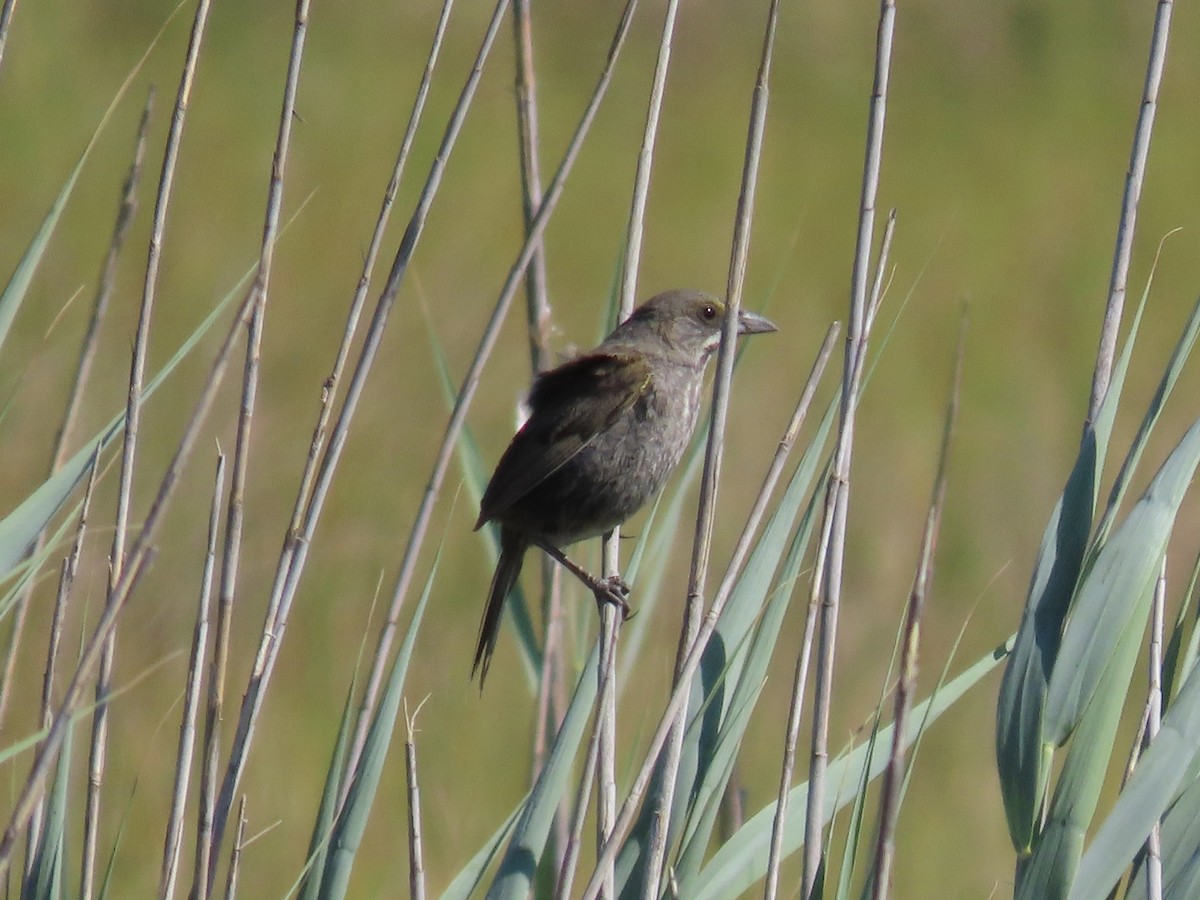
[405,698,428,900]
[643,0,780,891]
[84,5,213,896]
[765,210,894,899]
[869,320,961,899]
[1086,0,1174,424]
[579,322,839,900]
[0,87,151,741]
[802,1,894,893]
[159,452,224,900]
[203,0,310,879]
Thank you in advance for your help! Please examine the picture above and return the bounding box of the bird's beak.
[736,309,777,335]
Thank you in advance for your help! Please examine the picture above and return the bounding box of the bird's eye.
[700,304,718,321]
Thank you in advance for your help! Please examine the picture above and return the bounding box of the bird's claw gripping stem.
[593,574,633,620]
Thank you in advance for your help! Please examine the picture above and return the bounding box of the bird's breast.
[526,364,703,545]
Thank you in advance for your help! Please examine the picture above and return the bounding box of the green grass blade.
[295,679,357,900]
[440,802,526,900]
[0,258,252,584]
[0,1,183,355]
[1125,772,1200,899]
[666,405,835,890]
[994,291,1141,850]
[0,153,85,356]
[317,546,437,899]
[25,724,71,900]
[1068,657,1200,899]
[689,639,1011,900]
[484,641,600,900]
[1016,609,1147,900]
[422,305,541,689]
[1045,417,1200,745]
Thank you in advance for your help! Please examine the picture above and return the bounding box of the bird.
[472,288,776,684]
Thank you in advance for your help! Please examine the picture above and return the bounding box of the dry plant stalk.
[159,452,224,900]
[85,5,212,897]
[643,0,780,891]
[405,698,428,900]
[202,0,309,881]
[869,319,961,900]
[0,86,153,738]
[579,319,839,900]
[1086,0,1174,424]
[802,1,895,894]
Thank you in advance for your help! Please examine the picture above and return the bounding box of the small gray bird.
[473,289,776,683]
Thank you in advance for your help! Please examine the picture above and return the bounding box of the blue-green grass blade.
[690,639,1011,900]
[484,642,600,900]
[0,1,186,355]
[317,544,437,899]
[994,290,1142,850]
[1016,607,1147,900]
[1068,657,1200,900]
[440,801,527,900]
[1126,768,1200,899]
[1018,417,1200,897]
[1045,416,1200,744]
[1163,549,1200,705]
[0,245,257,583]
[294,678,357,900]
[1091,294,1200,556]
[668,405,835,891]
[26,723,71,900]
[422,306,540,689]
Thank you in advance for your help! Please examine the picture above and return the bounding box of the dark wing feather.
[475,352,651,527]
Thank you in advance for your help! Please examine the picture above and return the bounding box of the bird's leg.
[531,537,632,620]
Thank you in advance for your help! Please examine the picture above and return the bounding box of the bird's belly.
[515,409,692,546]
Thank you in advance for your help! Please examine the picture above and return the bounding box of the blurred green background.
[3,0,1200,896]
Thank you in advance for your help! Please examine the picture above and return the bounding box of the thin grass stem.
[26,450,101,883]
[332,0,637,791]
[869,319,962,900]
[202,0,308,881]
[0,86,151,744]
[512,0,552,375]
[510,8,569,859]
[760,328,843,900]
[803,2,894,894]
[617,0,679,313]
[405,698,428,900]
[644,0,780,890]
[85,7,212,896]
[213,1,497,834]
[224,797,247,900]
[159,452,224,900]
[0,269,261,881]
[1086,0,1174,424]
[596,4,680,886]
[1143,560,1166,900]
[557,677,603,898]
[595,592,620,897]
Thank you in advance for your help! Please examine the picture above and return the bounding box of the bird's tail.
[473,527,527,687]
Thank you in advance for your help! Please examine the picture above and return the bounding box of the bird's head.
[610,289,776,365]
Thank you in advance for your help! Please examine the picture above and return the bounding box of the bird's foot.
[593,575,633,621]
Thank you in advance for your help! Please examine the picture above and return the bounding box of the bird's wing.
[476,352,651,526]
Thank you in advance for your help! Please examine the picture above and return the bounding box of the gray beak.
[736,309,778,335]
